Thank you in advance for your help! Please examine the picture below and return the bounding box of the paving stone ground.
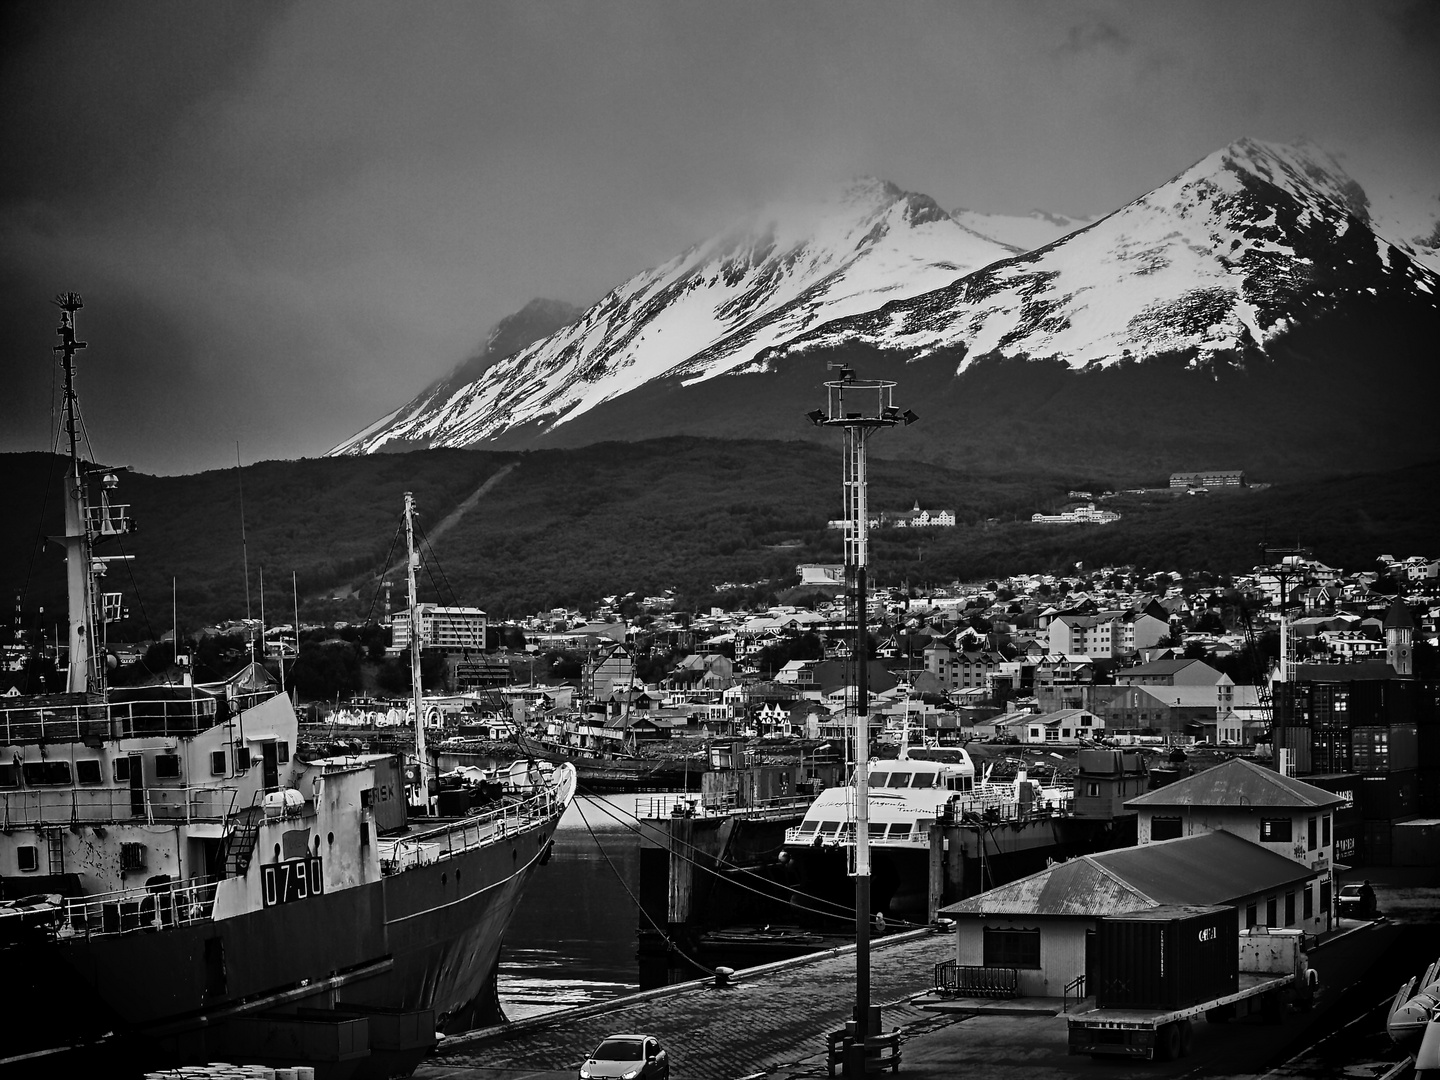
[419,930,950,1080]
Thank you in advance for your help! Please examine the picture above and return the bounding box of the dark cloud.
[1056,18,1132,56]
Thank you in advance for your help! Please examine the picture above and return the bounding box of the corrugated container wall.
[1094,905,1239,1010]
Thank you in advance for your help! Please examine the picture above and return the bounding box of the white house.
[1023,708,1104,743]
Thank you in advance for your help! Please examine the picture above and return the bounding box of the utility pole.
[808,367,916,1068]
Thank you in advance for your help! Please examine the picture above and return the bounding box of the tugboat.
[0,295,576,1073]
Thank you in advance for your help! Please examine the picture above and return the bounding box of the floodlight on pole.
[806,370,914,1064]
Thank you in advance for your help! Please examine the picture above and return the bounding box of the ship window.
[889,823,913,840]
[277,741,290,764]
[113,757,131,782]
[819,821,842,837]
[235,746,251,771]
[75,759,102,785]
[22,761,72,786]
[211,751,227,776]
[868,823,887,839]
[0,763,18,788]
[155,754,181,779]
[16,846,39,872]
[888,772,913,788]
[796,821,818,835]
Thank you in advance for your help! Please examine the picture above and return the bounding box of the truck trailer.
[1067,918,1317,1062]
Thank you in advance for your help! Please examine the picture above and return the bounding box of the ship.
[0,295,576,1074]
[780,739,1071,919]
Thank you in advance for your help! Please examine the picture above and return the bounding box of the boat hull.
[2,800,565,1064]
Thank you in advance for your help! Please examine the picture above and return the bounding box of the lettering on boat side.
[262,856,325,908]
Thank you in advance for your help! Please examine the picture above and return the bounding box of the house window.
[16,846,39,872]
[1322,816,1331,847]
[1260,818,1292,843]
[1303,886,1314,919]
[1307,816,1317,851]
[211,751,227,776]
[22,761,72,786]
[1246,903,1257,929]
[1285,892,1296,925]
[155,754,181,780]
[1266,897,1278,926]
[75,759,102,785]
[1320,880,1331,916]
[1085,782,1100,798]
[983,927,1041,969]
[1151,817,1183,841]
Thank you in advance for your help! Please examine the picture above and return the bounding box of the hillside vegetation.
[3,441,1434,636]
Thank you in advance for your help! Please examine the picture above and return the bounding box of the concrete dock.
[419,883,1436,1080]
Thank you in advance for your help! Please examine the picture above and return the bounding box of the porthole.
[327,832,335,845]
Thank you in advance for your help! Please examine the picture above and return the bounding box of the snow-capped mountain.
[330,179,1017,454]
[776,138,1436,371]
[331,139,1437,462]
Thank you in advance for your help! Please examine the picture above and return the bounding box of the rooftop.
[1125,757,1345,810]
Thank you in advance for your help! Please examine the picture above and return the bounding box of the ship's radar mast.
[54,294,133,692]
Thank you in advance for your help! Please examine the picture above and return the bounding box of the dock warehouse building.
[938,831,1323,997]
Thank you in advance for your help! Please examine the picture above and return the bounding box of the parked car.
[1337,881,1377,919]
[578,1034,671,1080]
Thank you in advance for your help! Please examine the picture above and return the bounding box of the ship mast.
[405,492,430,810]
[55,294,98,693]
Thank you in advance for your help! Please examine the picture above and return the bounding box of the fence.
[58,876,220,939]
[0,784,237,829]
[377,785,561,874]
[932,960,1020,998]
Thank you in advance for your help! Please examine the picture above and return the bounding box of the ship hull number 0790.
[261,856,324,907]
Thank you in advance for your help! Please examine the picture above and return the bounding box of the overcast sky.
[2,0,1437,474]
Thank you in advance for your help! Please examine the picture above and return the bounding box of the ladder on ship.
[45,827,64,875]
[218,801,264,878]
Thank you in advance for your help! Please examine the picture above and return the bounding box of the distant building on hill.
[1030,503,1121,525]
[1170,469,1246,488]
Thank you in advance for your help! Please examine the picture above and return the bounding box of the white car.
[578,1033,670,1080]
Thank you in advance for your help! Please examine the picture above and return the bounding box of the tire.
[1155,1023,1182,1062]
[1177,1018,1193,1057]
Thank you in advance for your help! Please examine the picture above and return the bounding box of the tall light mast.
[405,492,430,810]
[808,367,916,1057]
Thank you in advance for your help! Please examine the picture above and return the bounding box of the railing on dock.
[932,960,1020,998]
[57,876,220,939]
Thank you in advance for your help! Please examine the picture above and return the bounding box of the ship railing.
[57,876,220,939]
[0,695,223,743]
[0,784,238,829]
[377,785,559,874]
[635,793,816,820]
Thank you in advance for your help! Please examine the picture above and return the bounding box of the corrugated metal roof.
[1126,757,1345,809]
[941,830,1316,918]
[1090,831,1315,905]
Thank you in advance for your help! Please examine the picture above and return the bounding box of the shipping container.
[1358,769,1419,821]
[1392,819,1440,867]
[1094,905,1238,1010]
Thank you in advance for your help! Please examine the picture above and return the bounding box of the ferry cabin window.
[155,754,181,780]
[888,823,913,840]
[16,846,39,872]
[75,759,102,785]
[796,821,819,835]
[22,761,72,786]
[888,772,913,788]
[868,822,887,839]
[1150,816,1183,841]
[1260,818,1292,843]
[983,927,1041,969]
[819,821,843,837]
[211,751,227,776]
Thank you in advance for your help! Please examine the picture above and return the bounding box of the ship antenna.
[405,492,431,812]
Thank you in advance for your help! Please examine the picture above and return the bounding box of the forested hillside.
[3,442,1434,637]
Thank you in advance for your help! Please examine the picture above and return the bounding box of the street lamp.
[807,367,915,1061]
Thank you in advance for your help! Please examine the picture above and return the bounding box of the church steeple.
[1384,598,1414,677]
